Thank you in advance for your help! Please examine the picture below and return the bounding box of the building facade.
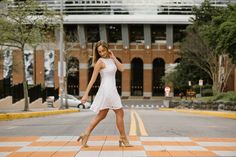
[1,0,236,98]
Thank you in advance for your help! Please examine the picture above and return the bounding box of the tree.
[163,59,212,95]
[60,26,80,109]
[180,1,236,93]
[0,0,57,111]
[181,26,220,92]
[214,4,236,64]
[214,4,236,91]
[201,3,236,92]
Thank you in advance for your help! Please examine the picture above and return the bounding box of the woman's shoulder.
[97,58,104,63]
[95,58,105,69]
[98,57,111,63]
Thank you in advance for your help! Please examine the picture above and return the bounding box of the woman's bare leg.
[113,108,132,146]
[113,108,126,136]
[84,109,109,135]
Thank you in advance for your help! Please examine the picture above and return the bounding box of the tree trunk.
[23,81,29,111]
[64,76,69,109]
[212,72,220,94]
[221,57,235,92]
[22,48,29,111]
[212,79,218,94]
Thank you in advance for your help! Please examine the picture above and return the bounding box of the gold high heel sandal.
[119,136,133,147]
[77,133,89,147]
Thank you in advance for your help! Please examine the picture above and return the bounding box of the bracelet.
[114,58,119,64]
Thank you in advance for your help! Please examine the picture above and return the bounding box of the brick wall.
[1,42,235,97]
[12,50,23,84]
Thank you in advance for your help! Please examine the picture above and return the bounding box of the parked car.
[59,94,91,109]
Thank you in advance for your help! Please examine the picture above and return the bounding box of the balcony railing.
[24,0,234,15]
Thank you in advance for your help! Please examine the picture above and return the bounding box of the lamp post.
[59,0,65,109]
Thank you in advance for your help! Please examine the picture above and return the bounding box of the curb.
[159,108,236,119]
[0,109,80,121]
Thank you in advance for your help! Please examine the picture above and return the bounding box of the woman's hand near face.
[108,50,125,72]
[108,50,116,59]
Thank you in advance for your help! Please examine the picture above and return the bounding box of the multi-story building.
[1,0,236,98]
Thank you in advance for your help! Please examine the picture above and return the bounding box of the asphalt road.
[0,108,236,138]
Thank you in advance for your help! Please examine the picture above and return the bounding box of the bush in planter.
[201,88,213,97]
[192,85,200,94]
[193,84,213,96]
[212,92,236,101]
[227,92,236,101]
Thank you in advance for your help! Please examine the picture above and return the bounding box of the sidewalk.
[159,108,236,119]
[0,108,80,121]
[1,107,236,121]
[0,135,236,157]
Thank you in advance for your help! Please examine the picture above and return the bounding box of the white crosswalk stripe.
[123,104,161,109]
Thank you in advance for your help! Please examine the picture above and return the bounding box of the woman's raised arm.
[109,50,124,72]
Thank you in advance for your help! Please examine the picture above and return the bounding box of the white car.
[59,94,91,109]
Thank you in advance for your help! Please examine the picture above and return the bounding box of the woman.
[78,40,132,147]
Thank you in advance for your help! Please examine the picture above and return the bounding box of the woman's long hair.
[92,40,109,66]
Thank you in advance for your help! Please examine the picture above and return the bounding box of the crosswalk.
[1,136,236,157]
[122,99,166,109]
[123,104,163,109]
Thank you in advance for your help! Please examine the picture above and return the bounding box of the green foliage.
[193,3,236,64]
[0,0,58,111]
[190,82,213,97]
[179,1,236,93]
[192,0,222,25]
[192,84,212,94]
[162,58,212,92]
[162,70,178,86]
[201,88,213,97]
[0,0,58,48]
[214,4,236,64]
[211,92,236,101]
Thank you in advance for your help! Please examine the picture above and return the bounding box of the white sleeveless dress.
[90,58,123,113]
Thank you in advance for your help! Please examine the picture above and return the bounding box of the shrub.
[211,92,236,101]
[202,88,213,96]
[193,84,212,96]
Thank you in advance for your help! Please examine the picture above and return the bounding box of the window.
[107,24,122,43]
[64,24,78,42]
[151,25,166,43]
[173,24,187,43]
[129,24,144,43]
[85,25,100,42]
